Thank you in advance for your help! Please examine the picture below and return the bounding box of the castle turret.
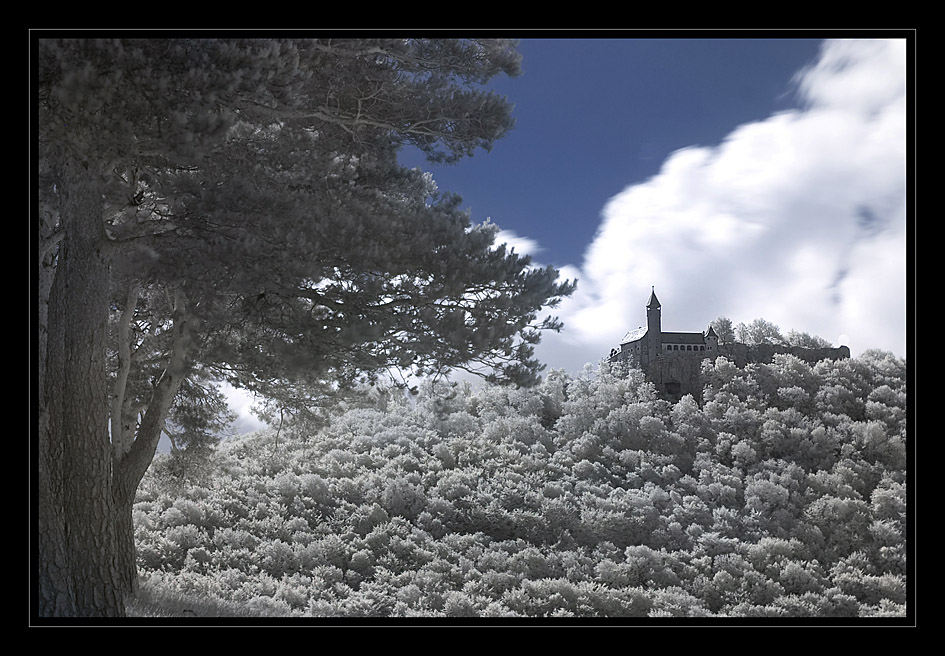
[705,325,719,353]
[645,287,662,365]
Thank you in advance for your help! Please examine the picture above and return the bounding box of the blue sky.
[226,36,910,432]
[402,38,828,270]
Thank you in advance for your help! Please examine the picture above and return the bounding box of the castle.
[608,288,851,401]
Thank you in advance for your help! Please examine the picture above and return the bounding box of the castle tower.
[645,287,662,366]
[705,325,719,353]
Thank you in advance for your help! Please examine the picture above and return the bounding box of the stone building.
[608,288,850,402]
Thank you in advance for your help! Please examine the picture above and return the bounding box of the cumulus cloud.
[535,38,907,372]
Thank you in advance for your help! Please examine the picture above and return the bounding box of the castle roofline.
[662,331,706,344]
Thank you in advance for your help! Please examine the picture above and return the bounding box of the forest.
[130,351,908,620]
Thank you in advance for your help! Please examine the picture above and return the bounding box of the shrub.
[131,355,906,618]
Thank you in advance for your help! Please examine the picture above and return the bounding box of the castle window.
[700,345,705,351]
[687,345,692,351]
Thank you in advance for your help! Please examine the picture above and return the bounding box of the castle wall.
[620,343,850,404]
[643,353,706,403]
[717,343,850,368]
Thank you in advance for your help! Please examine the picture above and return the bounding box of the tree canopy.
[735,318,786,346]
[719,317,834,350]
[40,38,571,390]
[710,316,735,344]
[36,37,574,617]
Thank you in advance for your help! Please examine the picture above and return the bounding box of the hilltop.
[131,349,908,619]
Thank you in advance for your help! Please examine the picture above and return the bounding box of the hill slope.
[133,350,908,618]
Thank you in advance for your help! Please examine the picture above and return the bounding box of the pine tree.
[36,37,574,617]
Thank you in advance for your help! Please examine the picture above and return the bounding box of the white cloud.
[793,38,907,114]
[536,38,907,372]
[495,228,543,258]
[221,382,268,434]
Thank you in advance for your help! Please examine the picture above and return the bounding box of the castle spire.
[647,286,661,310]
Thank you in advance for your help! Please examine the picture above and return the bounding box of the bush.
[132,355,906,618]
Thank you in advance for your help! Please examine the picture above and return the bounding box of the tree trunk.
[38,157,125,617]
[37,266,76,615]
[110,294,195,599]
[37,198,73,615]
[111,480,139,598]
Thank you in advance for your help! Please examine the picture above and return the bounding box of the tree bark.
[37,258,76,617]
[38,156,125,617]
[37,165,75,617]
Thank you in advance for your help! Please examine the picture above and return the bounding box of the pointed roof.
[647,286,661,310]
[705,325,718,337]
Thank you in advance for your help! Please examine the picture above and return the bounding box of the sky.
[401,36,910,374]
[224,35,911,433]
